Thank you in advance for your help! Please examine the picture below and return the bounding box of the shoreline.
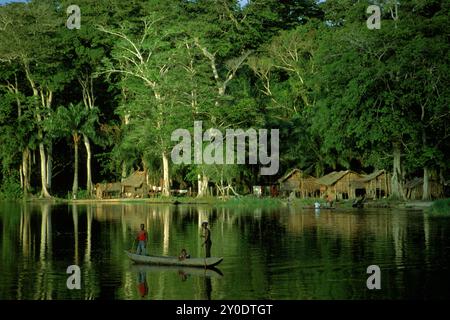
[2,196,437,210]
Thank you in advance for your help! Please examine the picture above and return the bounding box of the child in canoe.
[178,248,191,260]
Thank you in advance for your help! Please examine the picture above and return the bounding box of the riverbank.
[425,198,450,216]
[8,195,442,211]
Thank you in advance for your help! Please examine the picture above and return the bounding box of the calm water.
[0,202,449,300]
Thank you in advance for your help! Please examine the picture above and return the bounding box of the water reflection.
[0,202,450,299]
[137,271,149,299]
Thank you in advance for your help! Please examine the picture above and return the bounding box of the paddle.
[131,238,136,253]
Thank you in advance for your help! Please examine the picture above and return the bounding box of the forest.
[0,0,449,200]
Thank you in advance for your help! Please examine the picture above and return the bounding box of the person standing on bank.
[136,224,148,255]
[201,221,212,258]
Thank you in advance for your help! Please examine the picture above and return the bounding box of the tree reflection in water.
[1,202,450,299]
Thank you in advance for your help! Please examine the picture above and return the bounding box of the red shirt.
[138,230,147,241]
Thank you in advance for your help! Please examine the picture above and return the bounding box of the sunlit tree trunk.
[46,144,52,191]
[422,167,430,200]
[72,133,80,198]
[83,134,93,196]
[22,148,30,195]
[39,139,51,198]
[162,151,170,196]
[391,142,405,200]
[23,62,52,198]
[422,128,431,200]
[197,173,209,197]
[80,76,95,197]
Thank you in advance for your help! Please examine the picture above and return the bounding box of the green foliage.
[0,175,23,200]
[426,199,450,217]
[66,189,92,200]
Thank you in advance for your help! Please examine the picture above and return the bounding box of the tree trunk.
[83,134,93,196]
[46,144,52,191]
[162,151,170,196]
[79,75,95,197]
[197,173,209,197]
[422,167,431,200]
[391,142,405,200]
[421,128,431,200]
[19,165,24,189]
[39,141,51,198]
[22,148,30,195]
[72,134,79,198]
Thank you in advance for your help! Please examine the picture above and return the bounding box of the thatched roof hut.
[122,171,146,188]
[122,171,148,198]
[95,182,121,199]
[317,170,363,200]
[359,169,390,199]
[278,169,320,197]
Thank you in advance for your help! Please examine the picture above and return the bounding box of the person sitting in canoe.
[136,223,148,255]
[178,248,190,260]
[201,221,212,258]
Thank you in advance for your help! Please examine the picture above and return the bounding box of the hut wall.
[300,178,320,198]
[334,172,362,200]
[365,173,390,199]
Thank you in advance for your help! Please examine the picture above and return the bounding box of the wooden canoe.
[125,250,223,268]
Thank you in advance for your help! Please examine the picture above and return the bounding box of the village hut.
[277,169,320,198]
[316,170,363,200]
[121,171,148,198]
[359,169,390,199]
[404,177,444,200]
[95,182,122,199]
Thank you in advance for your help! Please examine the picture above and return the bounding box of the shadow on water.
[130,264,224,279]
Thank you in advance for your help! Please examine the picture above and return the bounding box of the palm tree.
[47,103,99,198]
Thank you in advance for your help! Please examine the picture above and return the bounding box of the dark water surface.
[0,202,449,300]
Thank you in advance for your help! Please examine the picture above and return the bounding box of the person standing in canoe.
[136,224,148,255]
[201,221,212,258]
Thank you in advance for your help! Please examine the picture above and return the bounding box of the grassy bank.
[426,198,450,217]
[3,195,447,214]
[216,196,284,208]
[66,196,218,205]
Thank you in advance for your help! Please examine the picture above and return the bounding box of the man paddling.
[136,224,148,255]
[201,221,212,258]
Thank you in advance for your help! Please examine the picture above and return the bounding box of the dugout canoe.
[125,250,223,268]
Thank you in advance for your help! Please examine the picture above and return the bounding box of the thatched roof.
[96,182,121,192]
[278,169,314,183]
[317,170,356,186]
[106,182,122,192]
[122,171,146,188]
[360,169,386,182]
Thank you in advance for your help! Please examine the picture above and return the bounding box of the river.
[0,202,449,299]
